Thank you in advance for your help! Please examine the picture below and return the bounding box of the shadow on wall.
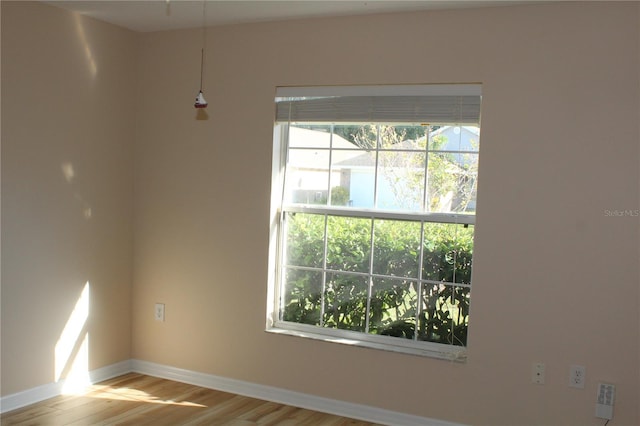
[196,107,209,121]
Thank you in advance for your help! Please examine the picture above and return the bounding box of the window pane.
[426,152,478,213]
[369,277,417,339]
[452,225,474,285]
[330,148,373,209]
[289,124,334,148]
[346,124,378,150]
[377,151,425,211]
[326,216,371,273]
[284,148,330,205]
[422,223,474,284]
[332,124,373,148]
[452,286,471,344]
[348,123,427,151]
[281,268,323,326]
[372,219,421,278]
[379,124,427,150]
[284,213,325,269]
[337,162,376,209]
[428,125,480,152]
[417,283,468,346]
[323,273,368,332]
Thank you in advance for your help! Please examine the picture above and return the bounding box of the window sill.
[266,323,467,362]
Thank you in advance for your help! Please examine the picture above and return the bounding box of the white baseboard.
[131,359,466,426]
[0,380,64,414]
[2,358,465,426]
[89,359,133,384]
[0,359,132,414]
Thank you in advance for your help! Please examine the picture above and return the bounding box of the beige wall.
[1,1,639,425]
[1,2,135,394]
[133,3,639,425]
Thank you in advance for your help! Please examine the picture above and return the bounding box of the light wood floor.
[1,373,380,425]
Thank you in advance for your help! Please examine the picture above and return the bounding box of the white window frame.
[266,84,481,361]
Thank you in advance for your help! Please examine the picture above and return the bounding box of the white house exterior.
[285,125,479,212]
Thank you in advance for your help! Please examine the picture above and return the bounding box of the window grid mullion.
[319,214,329,327]
[364,219,375,334]
[423,125,431,213]
[319,124,336,328]
[327,124,335,205]
[449,222,459,346]
[365,124,381,335]
[452,222,458,287]
[280,123,291,207]
[373,124,381,209]
[285,264,469,288]
[281,205,475,225]
[414,222,426,341]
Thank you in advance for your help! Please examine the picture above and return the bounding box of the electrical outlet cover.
[155,303,165,321]
[569,365,586,388]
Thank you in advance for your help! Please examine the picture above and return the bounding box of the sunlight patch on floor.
[85,384,207,407]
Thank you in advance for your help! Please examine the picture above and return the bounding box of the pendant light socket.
[194,90,208,108]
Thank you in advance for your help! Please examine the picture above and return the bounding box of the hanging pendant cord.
[200,48,204,91]
[200,0,206,92]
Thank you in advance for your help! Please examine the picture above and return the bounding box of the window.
[268,85,481,360]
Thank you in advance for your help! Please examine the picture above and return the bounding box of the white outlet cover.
[155,303,165,321]
[569,364,586,389]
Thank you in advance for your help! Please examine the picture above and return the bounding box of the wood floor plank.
[1,374,380,426]
[0,404,60,426]
[104,387,222,426]
[250,403,300,426]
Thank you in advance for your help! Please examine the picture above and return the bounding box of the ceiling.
[47,0,530,33]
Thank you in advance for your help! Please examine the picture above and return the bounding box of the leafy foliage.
[282,213,474,346]
[292,124,435,146]
[330,186,350,206]
[352,124,478,213]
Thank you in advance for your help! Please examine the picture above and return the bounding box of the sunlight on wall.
[62,333,90,394]
[61,162,92,220]
[55,282,90,394]
[73,14,97,79]
[61,162,75,183]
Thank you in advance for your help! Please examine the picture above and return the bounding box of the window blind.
[275,84,481,124]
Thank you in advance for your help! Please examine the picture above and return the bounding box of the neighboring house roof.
[431,125,480,138]
[429,126,480,152]
[288,126,355,150]
[288,125,479,169]
[288,127,362,168]
[333,139,424,168]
